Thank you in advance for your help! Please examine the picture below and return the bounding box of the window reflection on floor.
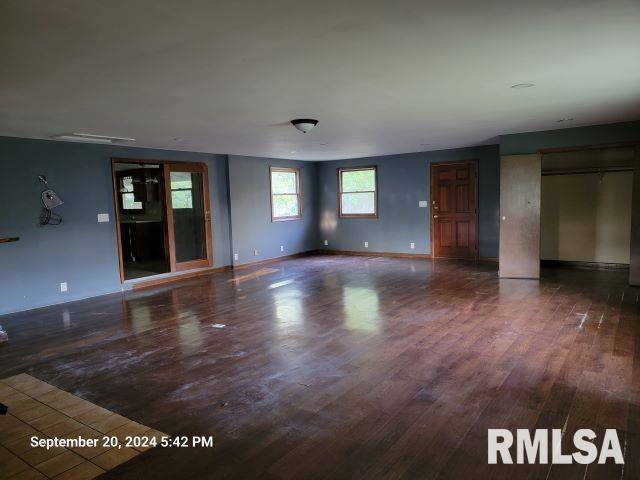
[274,288,303,332]
[343,286,380,332]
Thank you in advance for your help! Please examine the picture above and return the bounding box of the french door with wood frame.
[112,158,213,282]
[163,162,212,271]
[430,160,478,259]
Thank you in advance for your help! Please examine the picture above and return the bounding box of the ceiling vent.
[51,133,135,144]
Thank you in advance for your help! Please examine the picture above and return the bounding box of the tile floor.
[0,374,164,480]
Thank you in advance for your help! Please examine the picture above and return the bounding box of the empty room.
[1,1,639,479]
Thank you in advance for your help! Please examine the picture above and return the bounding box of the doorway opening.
[430,160,478,259]
[112,159,213,282]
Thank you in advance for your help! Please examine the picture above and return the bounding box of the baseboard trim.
[541,259,629,271]
[318,249,432,259]
[131,265,232,290]
[232,250,319,270]
[478,256,499,263]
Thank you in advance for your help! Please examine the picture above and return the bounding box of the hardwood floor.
[0,255,638,479]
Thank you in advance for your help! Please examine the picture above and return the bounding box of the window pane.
[171,190,193,209]
[170,171,206,263]
[271,171,297,194]
[273,194,299,218]
[342,169,375,192]
[341,192,375,215]
[170,171,193,189]
[122,176,134,193]
[123,193,142,210]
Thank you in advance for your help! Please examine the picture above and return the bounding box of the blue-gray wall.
[500,121,640,155]
[316,145,500,258]
[3,120,639,314]
[228,155,318,265]
[0,136,231,315]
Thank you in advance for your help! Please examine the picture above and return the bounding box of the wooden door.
[499,154,541,278]
[163,163,213,272]
[431,161,478,259]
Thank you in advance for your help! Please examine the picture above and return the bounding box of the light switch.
[97,213,110,223]
[418,201,428,208]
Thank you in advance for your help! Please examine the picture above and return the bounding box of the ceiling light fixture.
[51,133,135,144]
[511,83,535,89]
[291,119,318,133]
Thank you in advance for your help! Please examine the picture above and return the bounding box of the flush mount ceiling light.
[291,119,318,133]
[51,133,136,144]
[510,83,535,89]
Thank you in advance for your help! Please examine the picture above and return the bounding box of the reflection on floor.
[0,255,638,479]
[123,261,169,280]
[0,374,164,480]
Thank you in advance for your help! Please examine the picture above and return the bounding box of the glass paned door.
[164,163,212,271]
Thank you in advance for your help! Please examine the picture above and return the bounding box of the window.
[120,176,143,211]
[339,166,377,217]
[270,167,301,221]
[170,171,195,210]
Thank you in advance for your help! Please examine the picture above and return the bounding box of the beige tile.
[7,398,41,415]
[2,391,31,409]
[37,390,83,410]
[0,416,38,444]
[88,412,129,434]
[53,461,104,480]
[4,433,65,466]
[40,417,84,437]
[1,374,38,390]
[91,446,139,470]
[0,382,18,397]
[34,451,84,478]
[6,466,47,479]
[73,406,112,426]
[10,403,55,423]
[19,381,56,398]
[65,427,108,460]
[57,400,95,419]
[0,446,31,478]
[106,421,150,442]
[136,429,166,452]
[28,412,68,432]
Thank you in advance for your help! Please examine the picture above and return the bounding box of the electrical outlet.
[253,249,259,256]
[97,213,110,223]
[364,241,369,248]
[324,240,329,246]
[233,253,238,261]
[410,242,415,249]
[280,245,284,252]
[60,282,68,292]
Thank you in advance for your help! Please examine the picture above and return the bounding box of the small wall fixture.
[291,119,318,133]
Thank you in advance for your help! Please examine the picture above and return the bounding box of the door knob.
[434,215,438,219]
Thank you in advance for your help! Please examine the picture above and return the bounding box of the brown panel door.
[431,161,478,259]
[499,154,541,278]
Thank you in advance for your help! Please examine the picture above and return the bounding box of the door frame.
[110,157,214,283]
[429,159,479,260]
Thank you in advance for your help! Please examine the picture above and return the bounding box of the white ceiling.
[1,0,639,161]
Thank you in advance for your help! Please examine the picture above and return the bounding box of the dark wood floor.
[1,255,639,479]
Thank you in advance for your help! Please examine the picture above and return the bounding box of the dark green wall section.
[500,121,640,155]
